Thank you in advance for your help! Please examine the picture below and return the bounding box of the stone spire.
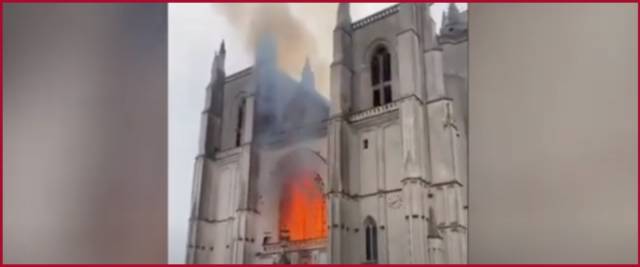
[440,4,466,37]
[336,3,351,30]
[210,52,219,80]
[219,39,226,55]
[301,57,315,91]
[217,40,226,72]
[447,3,462,24]
[330,2,353,116]
[202,39,226,156]
[210,40,226,83]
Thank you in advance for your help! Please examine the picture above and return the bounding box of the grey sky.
[168,3,466,263]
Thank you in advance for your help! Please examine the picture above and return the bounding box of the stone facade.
[187,3,467,264]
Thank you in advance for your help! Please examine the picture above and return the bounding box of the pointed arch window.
[371,46,392,107]
[364,216,378,263]
[235,98,246,147]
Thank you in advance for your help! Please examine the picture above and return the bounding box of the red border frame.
[0,1,637,265]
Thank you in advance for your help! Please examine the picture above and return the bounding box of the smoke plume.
[215,3,335,98]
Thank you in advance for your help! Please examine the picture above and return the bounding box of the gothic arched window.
[235,98,246,147]
[371,46,392,107]
[364,216,378,263]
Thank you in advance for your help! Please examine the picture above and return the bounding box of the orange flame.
[279,170,327,241]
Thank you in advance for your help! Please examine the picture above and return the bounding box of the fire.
[279,170,327,241]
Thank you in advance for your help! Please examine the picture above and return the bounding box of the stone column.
[396,4,425,101]
[328,3,353,263]
[186,156,205,263]
[327,118,348,263]
[230,95,257,264]
[399,98,430,263]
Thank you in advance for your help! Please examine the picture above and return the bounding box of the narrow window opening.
[371,46,393,107]
[373,90,381,107]
[364,217,378,263]
[235,99,246,147]
[371,57,380,85]
[372,225,378,260]
[383,86,392,104]
[382,53,391,82]
[365,226,372,260]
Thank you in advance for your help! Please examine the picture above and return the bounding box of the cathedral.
[186,3,468,264]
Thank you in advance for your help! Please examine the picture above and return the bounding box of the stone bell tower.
[186,40,258,264]
[186,41,228,264]
[326,3,467,264]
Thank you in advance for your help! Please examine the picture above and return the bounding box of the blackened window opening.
[364,217,378,263]
[236,99,246,147]
[371,46,393,107]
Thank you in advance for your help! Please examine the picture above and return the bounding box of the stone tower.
[186,39,258,264]
[326,3,467,263]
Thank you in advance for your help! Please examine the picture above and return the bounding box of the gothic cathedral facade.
[187,3,468,264]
